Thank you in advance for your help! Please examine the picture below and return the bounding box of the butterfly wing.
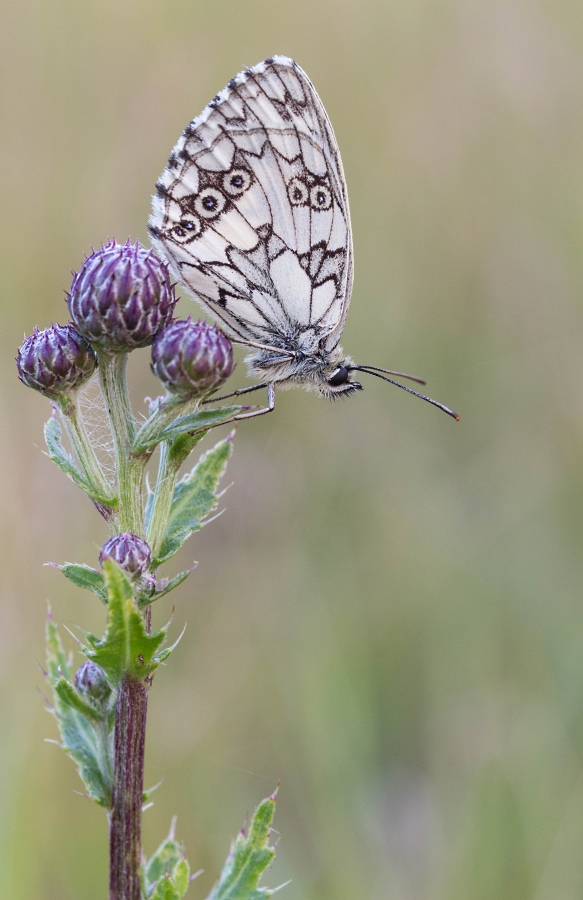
[149,56,353,354]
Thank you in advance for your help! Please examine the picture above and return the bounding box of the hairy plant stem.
[146,430,204,560]
[146,440,175,558]
[98,351,152,898]
[98,710,115,809]
[97,352,146,535]
[109,675,148,900]
[57,392,115,505]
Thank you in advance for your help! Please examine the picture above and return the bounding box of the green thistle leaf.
[133,404,244,454]
[150,880,182,900]
[157,407,243,443]
[45,615,114,808]
[53,562,107,603]
[152,437,233,568]
[46,609,72,681]
[54,677,104,723]
[144,826,191,899]
[44,411,114,504]
[207,793,278,900]
[44,411,92,493]
[172,859,191,897]
[83,559,170,686]
[138,567,196,608]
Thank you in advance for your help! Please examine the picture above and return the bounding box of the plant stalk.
[98,710,114,809]
[57,392,116,505]
[97,351,145,535]
[146,431,204,559]
[146,440,174,557]
[99,350,151,897]
[109,675,148,900]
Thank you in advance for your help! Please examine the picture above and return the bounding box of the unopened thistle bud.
[75,661,111,703]
[67,240,177,353]
[16,324,97,398]
[151,319,234,398]
[99,533,152,579]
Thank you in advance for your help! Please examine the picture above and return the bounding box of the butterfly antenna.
[357,365,427,385]
[352,367,459,420]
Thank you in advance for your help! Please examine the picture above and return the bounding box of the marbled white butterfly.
[149,56,458,420]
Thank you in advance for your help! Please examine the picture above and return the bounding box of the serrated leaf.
[158,407,243,444]
[145,836,183,886]
[138,567,195,608]
[153,437,233,568]
[54,677,104,723]
[207,794,278,900]
[167,430,208,468]
[45,412,92,492]
[173,859,191,896]
[55,562,107,603]
[46,611,72,681]
[133,406,244,453]
[151,880,181,900]
[44,411,113,504]
[84,559,169,687]
[52,702,112,807]
[145,830,191,900]
[45,617,113,807]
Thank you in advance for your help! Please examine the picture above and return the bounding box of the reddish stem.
[109,675,148,900]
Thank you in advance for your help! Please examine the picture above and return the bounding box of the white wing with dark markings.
[149,56,353,355]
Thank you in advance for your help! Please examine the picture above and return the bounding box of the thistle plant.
[18,239,279,900]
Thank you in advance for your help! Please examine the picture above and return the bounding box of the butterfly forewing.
[149,56,353,355]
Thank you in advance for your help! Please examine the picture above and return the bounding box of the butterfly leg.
[202,382,269,405]
[232,382,275,421]
[199,384,275,432]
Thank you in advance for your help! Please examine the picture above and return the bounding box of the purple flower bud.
[151,319,234,398]
[16,323,98,398]
[75,661,111,702]
[99,533,152,579]
[67,240,177,353]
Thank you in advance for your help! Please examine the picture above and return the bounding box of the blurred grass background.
[2,0,583,897]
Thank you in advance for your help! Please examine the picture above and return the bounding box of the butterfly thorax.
[246,342,361,398]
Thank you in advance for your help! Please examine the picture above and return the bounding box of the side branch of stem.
[98,352,146,535]
[58,393,116,505]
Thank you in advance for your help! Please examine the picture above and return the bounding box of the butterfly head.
[318,361,363,399]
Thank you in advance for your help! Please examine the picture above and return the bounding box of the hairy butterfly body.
[149,55,458,419]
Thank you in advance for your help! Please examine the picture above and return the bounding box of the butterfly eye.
[310,184,332,210]
[327,366,349,387]
[288,177,309,206]
[223,168,253,197]
[194,188,227,219]
[171,215,201,242]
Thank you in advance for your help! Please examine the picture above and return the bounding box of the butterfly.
[149,55,458,420]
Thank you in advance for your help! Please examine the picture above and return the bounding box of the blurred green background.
[3,0,583,897]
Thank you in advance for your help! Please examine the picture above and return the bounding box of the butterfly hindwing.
[149,56,353,352]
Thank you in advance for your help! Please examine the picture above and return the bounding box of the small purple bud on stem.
[16,324,97,398]
[151,319,234,399]
[75,661,111,702]
[67,240,177,352]
[100,533,152,579]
